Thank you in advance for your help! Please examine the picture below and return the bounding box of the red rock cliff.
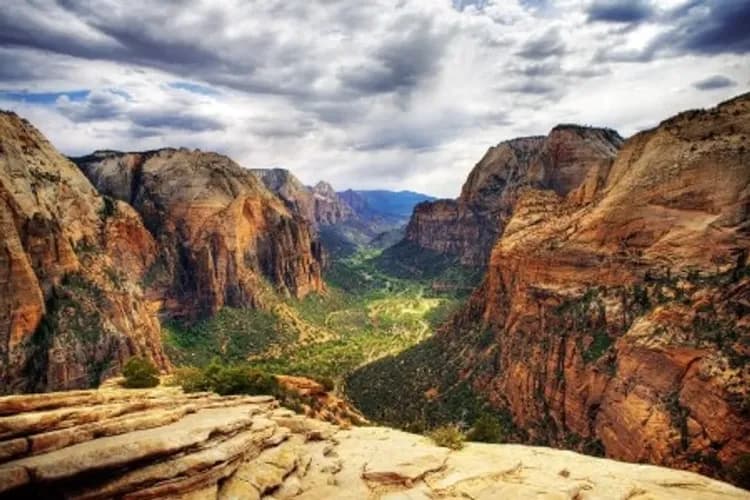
[449,93,750,479]
[0,112,168,393]
[403,127,623,266]
[75,150,325,318]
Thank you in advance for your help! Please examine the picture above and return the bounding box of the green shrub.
[213,365,279,396]
[467,413,504,443]
[317,376,335,392]
[168,366,208,392]
[122,357,159,388]
[169,360,280,397]
[428,424,465,450]
[729,453,750,490]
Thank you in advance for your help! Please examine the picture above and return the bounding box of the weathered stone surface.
[0,386,745,499]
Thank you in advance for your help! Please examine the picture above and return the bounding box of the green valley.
[163,248,475,385]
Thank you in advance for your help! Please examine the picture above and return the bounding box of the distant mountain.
[252,169,434,257]
[338,189,436,223]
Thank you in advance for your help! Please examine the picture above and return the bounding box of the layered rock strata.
[0,385,746,499]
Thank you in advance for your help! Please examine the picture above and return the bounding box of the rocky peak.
[311,180,338,200]
[0,111,168,393]
[75,150,324,318]
[252,169,355,228]
[402,124,622,267]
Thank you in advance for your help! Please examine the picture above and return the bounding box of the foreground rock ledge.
[0,387,746,499]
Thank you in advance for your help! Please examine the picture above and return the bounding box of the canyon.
[1,92,749,496]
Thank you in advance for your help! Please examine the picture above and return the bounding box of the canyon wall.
[349,93,750,483]
[0,112,168,393]
[76,151,325,319]
[401,126,623,267]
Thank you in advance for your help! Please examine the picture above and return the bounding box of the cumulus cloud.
[0,0,748,197]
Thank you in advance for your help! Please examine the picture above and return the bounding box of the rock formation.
[400,126,623,267]
[0,385,746,499]
[0,112,168,393]
[349,93,750,484]
[250,170,355,228]
[75,151,324,318]
[309,181,355,226]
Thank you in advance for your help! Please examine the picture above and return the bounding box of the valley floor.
[163,249,468,385]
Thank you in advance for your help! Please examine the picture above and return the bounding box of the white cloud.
[0,0,748,197]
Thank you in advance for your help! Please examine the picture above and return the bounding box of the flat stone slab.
[1,404,258,487]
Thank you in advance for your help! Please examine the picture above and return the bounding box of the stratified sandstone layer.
[75,150,324,318]
[402,126,623,267]
[0,112,168,393]
[0,386,746,499]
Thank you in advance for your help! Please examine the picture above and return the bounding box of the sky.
[0,0,748,198]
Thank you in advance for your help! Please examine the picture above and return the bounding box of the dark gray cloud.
[129,111,224,133]
[692,75,737,91]
[338,16,450,96]
[654,0,750,56]
[586,0,654,24]
[517,28,565,59]
[595,0,750,62]
[56,87,224,135]
[452,0,489,11]
[502,80,560,96]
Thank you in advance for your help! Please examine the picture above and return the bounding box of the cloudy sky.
[1,0,748,197]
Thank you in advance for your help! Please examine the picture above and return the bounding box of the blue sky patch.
[168,81,218,95]
[0,89,90,105]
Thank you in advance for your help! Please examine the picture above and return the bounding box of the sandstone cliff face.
[0,112,168,393]
[450,94,750,478]
[1,385,746,499]
[76,151,324,318]
[403,127,623,267]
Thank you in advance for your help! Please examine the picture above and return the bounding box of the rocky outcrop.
[250,170,354,228]
[75,151,324,318]
[275,375,367,427]
[0,385,746,499]
[402,127,623,267]
[0,112,168,393]
[310,181,355,226]
[354,93,750,483]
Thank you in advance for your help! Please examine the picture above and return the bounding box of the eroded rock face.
[0,386,746,499]
[76,151,324,318]
[0,112,168,393]
[251,169,355,229]
[449,94,750,478]
[402,127,623,267]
